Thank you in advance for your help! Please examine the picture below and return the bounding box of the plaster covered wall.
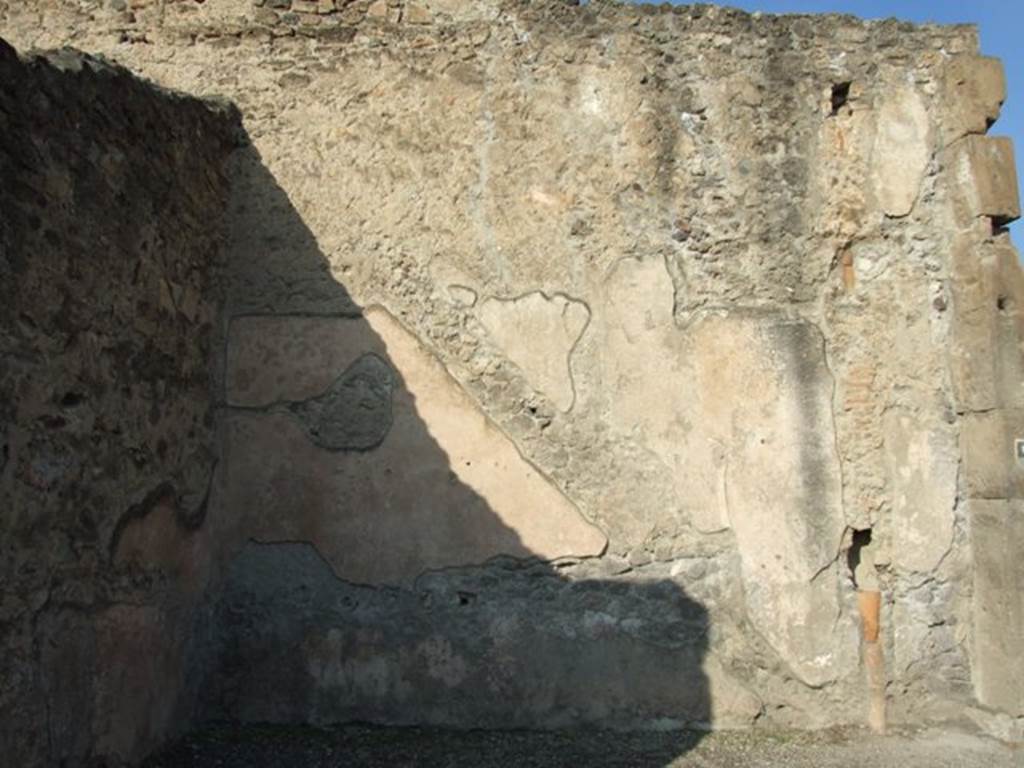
[2,0,1023,764]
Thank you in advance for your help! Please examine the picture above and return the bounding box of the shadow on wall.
[169,137,713,763]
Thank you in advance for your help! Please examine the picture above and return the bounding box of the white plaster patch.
[597,256,854,686]
[870,86,932,217]
[477,292,590,412]
[883,411,958,574]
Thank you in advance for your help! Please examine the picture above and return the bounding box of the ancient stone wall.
[1,0,1023,764]
[0,40,238,766]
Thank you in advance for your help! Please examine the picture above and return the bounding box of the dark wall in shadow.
[0,40,238,768]
[182,135,711,765]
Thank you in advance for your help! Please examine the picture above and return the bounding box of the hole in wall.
[829,81,851,116]
[60,391,85,408]
[991,215,1013,236]
[847,528,873,589]
[997,295,1008,312]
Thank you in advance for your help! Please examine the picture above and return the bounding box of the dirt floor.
[141,723,1022,767]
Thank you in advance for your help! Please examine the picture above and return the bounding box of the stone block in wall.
[949,239,1023,412]
[948,135,1021,224]
[970,499,1024,715]
[993,242,1024,409]
[942,55,1006,144]
[960,409,1024,500]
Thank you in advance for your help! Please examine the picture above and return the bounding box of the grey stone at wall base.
[198,542,714,731]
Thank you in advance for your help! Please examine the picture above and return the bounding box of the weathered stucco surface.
[2,0,1023,765]
[221,307,607,586]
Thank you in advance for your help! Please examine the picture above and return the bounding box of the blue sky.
[622,1,1022,227]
